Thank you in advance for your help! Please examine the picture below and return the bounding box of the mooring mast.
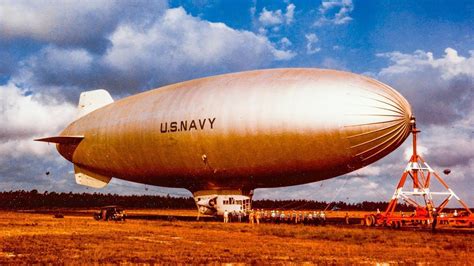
[364,117,473,228]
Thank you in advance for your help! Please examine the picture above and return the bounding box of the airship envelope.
[36,68,412,215]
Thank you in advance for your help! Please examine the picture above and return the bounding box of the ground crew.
[249,210,255,225]
[223,210,229,223]
[320,211,326,225]
[432,208,438,232]
[256,209,261,225]
[280,211,286,223]
[293,211,298,224]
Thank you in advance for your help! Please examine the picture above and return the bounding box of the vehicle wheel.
[370,215,377,227]
[365,216,373,227]
[391,221,396,229]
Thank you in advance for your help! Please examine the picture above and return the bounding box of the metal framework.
[385,119,472,217]
[365,117,473,228]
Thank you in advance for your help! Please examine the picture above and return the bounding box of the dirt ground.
[0,210,472,264]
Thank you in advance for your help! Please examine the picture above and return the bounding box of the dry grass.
[0,210,472,264]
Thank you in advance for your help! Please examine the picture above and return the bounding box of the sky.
[0,0,473,206]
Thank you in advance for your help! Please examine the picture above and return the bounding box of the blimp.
[36,68,412,216]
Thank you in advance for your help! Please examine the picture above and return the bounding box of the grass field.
[0,210,472,264]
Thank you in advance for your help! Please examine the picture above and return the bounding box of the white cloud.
[420,122,474,179]
[279,37,292,49]
[285,4,296,24]
[0,83,76,159]
[373,47,474,205]
[10,7,295,99]
[272,48,297,61]
[103,7,294,83]
[258,27,268,35]
[0,0,168,50]
[378,48,474,79]
[19,46,93,78]
[259,8,284,26]
[321,57,346,70]
[258,3,296,26]
[377,48,474,126]
[349,166,382,177]
[315,0,354,26]
[305,33,321,54]
[403,145,428,161]
[255,175,388,203]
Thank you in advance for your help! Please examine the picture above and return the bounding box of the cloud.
[305,33,321,54]
[0,83,76,160]
[102,7,294,89]
[259,8,284,26]
[285,4,296,24]
[321,57,346,70]
[378,48,474,78]
[278,37,292,49]
[255,175,388,203]
[11,7,295,100]
[16,46,94,87]
[258,3,295,26]
[0,0,168,53]
[348,166,382,178]
[274,38,297,60]
[377,48,474,126]
[315,0,354,26]
[372,47,474,204]
[419,123,473,178]
[272,49,297,61]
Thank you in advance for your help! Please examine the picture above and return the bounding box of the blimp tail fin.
[77,89,114,119]
[74,164,111,188]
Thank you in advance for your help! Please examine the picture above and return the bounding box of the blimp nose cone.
[343,78,412,166]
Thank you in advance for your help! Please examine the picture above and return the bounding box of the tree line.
[0,190,413,211]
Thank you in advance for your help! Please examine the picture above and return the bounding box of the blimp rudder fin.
[74,164,111,188]
[77,89,114,119]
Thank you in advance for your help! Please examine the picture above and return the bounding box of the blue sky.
[170,0,474,73]
[0,0,473,205]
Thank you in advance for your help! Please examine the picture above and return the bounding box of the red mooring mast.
[364,117,473,229]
